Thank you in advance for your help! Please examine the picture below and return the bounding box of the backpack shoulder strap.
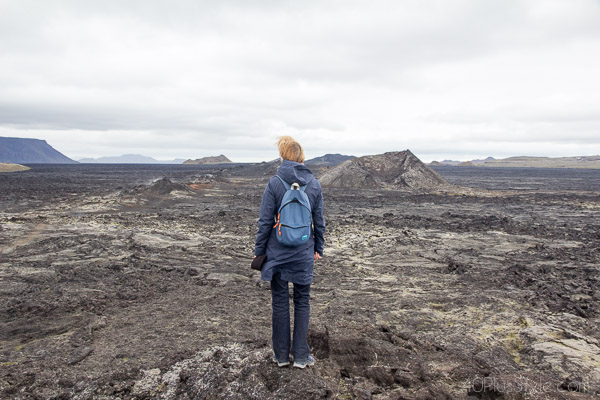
[275,175,290,190]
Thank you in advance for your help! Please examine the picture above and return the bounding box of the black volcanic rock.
[0,137,76,164]
[146,178,191,195]
[225,159,281,179]
[305,153,355,167]
[2,166,600,396]
[319,150,450,190]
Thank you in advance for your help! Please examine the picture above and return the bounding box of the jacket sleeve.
[312,182,326,256]
[254,180,276,256]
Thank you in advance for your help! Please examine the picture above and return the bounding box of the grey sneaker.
[272,354,290,367]
[293,355,315,369]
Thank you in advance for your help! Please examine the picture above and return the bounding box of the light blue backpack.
[273,175,312,247]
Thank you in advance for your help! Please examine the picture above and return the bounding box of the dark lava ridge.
[320,150,451,191]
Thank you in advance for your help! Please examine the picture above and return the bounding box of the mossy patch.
[503,331,524,365]
[0,163,30,172]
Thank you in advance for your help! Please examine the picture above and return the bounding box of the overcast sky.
[1,0,599,162]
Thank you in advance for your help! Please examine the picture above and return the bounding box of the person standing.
[254,136,326,368]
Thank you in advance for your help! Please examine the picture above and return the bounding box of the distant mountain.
[429,158,494,166]
[438,159,461,166]
[482,155,600,169]
[0,137,77,164]
[430,155,600,169]
[78,154,186,164]
[183,155,232,164]
[472,157,495,165]
[305,153,355,167]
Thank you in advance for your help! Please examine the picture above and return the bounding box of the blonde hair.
[276,136,305,163]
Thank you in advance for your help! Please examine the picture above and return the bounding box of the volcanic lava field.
[1,164,599,399]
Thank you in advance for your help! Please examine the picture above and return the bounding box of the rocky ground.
[1,165,599,399]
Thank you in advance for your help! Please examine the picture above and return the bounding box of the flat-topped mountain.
[183,155,232,164]
[305,153,355,167]
[483,155,600,169]
[430,157,494,166]
[320,150,450,190]
[79,154,186,164]
[430,155,600,169]
[0,137,76,164]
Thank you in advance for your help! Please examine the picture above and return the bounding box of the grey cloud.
[1,0,600,160]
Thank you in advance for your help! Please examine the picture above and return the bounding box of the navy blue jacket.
[254,160,325,285]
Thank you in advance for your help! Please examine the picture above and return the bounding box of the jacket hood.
[277,159,314,186]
